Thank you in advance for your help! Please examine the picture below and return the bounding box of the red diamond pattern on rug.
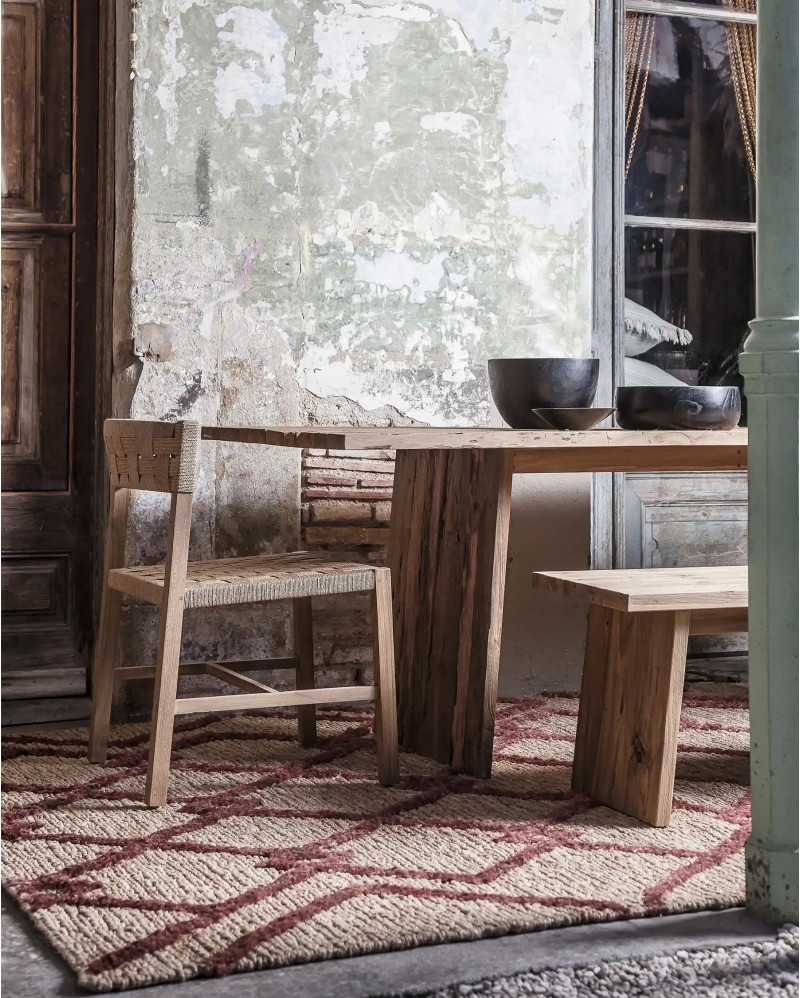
[1,685,749,992]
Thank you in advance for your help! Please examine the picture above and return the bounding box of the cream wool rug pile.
[1,684,750,992]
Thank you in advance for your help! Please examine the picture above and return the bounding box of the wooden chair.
[88,419,399,805]
[532,566,748,827]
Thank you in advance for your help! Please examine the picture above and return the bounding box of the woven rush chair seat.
[89,419,399,806]
[109,552,377,608]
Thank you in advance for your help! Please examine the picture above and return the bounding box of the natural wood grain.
[372,568,399,786]
[572,608,691,827]
[87,487,128,763]
[543,565,748,826]
[2,695,92,727]
[390,448,513,777]
[204,663,278,694]
[512,443,746,474]
[173,685,378,715]
[1,556,67,622]
[532,566,748,612]
[114,658,300,681]
[144,492,193,807]
[1,629,76,689]
[1,3,39,212]
[1,235,71,490]
[571,605,614,795]
[2,667,85,700]
[202,425,748,472]
[2,0,100,725]
[91,421,398,803]
[689,608,748,634]
[1,256,23,443]
[293,597,316,746]
[0,494,74,550]
[196,425,747,780]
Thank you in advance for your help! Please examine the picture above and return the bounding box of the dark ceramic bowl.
[615,386,741,430]
[488,358,599,429]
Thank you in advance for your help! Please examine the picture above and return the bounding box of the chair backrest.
[104,419,199,494]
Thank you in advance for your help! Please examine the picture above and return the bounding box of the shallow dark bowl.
[533,407,615,431]
[615,386,741,430]
[488,358,599,429]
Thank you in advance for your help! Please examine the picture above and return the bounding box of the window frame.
[591,0,756,570]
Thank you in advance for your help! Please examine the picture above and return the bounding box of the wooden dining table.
[202,425,748,779]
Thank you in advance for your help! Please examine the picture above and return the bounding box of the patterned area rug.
[1,685,750,993]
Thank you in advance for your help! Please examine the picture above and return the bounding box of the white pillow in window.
[624,298,692,357]
[624,356,689,387]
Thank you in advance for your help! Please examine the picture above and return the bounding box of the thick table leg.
[388,448,513,777]
[572,605,691,826]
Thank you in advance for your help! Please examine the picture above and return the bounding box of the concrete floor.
[2,892,777,998]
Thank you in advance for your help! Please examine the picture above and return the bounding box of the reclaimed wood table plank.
[201,424,748,777]
[202,425,747,469]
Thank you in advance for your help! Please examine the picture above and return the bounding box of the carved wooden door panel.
[1,0,98,721]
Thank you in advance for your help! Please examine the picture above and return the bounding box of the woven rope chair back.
[104,419,200,494]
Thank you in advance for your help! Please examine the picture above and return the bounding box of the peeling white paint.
[128,0,596,688]
[312,6,411,98]
[412,194,492,244]
[214,62,286,118]
[153,18,186,144]
[420,111,480,135]
[354,250,447,305]
[215,6,287,71]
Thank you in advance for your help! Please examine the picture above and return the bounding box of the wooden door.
[1,0,98,723]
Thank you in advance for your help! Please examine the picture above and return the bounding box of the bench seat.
[532,566,748,827]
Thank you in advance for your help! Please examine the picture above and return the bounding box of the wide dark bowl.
[615,386,741,430]
[488,358,599,429]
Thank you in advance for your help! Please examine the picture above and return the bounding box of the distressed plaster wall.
[119,0,595,701]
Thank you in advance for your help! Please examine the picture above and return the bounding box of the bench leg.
[293,597,317,746]
[372,569,399,786]
[572,605,691,827]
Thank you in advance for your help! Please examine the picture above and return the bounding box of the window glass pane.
[632,1,743,6]
[624,226,753,419]
[625,15,755,222]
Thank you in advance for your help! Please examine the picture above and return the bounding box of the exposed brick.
[357,474,395,486]
[326,449,395,460]
[374,501,392,523]
[305,473,358,486]
[304,526,390,546]
[311,500,372,524]
[306,488,392,500]
[305,456,394,473]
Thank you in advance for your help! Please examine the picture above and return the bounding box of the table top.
[533,566,748,612]
[201,425,747,473]
[202,425,747,452]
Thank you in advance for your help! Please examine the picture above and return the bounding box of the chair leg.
[144,492,192,807]
[144,599,185,806]
[572,606,690,827]
[372,569,399,785]
[293,597,316,746]
[88,487,129,764]
[87,586,123,763]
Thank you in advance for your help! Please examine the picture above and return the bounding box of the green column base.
[746,838,800,924]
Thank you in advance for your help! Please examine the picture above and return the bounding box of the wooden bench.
[532,567,748,827]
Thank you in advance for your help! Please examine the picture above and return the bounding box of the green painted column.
[739,0,799,924]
